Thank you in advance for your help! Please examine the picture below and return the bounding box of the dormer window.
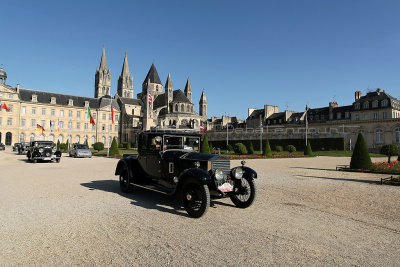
[68,99,74,106]
[84,101,89,107]
[337,112,342,119]
[382,99,388,107]
[363,101,369,109]
[51,97,56,104]
[355,103,360,110]
[372,100,378,108]
[32,95,38,102]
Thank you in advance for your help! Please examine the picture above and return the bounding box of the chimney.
[377,88,382,94]
[16,84,20,93]
[355,91,362,101]
[329,102,338,108]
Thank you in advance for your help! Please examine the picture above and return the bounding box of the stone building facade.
[209,88,400,151]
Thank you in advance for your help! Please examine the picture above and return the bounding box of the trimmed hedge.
[350,133,372,170]
[207,138,345,151]
[234,143,248,155]
[275,146,283,152]
[263,139,272,157]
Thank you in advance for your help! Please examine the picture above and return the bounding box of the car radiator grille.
[212,160,231,176]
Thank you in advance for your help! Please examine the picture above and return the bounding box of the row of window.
[355,99,388,110]
[18,133,115,146]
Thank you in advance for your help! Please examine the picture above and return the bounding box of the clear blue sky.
[1,0,400,119]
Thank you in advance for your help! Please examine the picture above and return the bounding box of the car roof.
[141,130,202,137]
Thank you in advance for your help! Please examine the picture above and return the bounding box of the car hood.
[76,149,91,153]
[179,151,220,161]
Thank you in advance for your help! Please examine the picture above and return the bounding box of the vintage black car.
[27,141,62,163]
[115,130,257,218]
[18,142,30,155]
[12,143,21,151]
[0,143,5,151]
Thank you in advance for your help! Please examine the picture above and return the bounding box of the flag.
[36,124,45,133]
[111,102,114,124]
[200,125,207,133]
[148,94,152,118]
[305,105,309,133]
[87,106,95,126]
[2,103,10,111]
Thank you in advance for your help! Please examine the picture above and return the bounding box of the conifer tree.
[209,142,213,154]
[304,140,313,156]
[350,133,372,169]
[248,141,255,155]
[109,137,120,156]
[263,139,272,157]
[201,135,210,154]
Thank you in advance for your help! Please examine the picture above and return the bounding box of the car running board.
[130,182,174,195]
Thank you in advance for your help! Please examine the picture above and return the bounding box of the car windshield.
[34,142,53,148]
[76,144,89,149]
[163,135,200,151]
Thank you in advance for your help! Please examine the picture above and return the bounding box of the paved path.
[0,147,399,266]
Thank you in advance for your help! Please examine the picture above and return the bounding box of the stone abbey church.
[0,48,208,146]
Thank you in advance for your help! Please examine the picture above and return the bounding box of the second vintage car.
[27,141,62,163]
[115,130,257,218]
[69,144,92,158]
[18,142,30,155]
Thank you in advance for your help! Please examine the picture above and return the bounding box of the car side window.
[149,136,162,150]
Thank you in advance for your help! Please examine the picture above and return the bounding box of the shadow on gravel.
[291,167,337,172]
[17,158,31,163]
[296,175,380,184]
[81,180,190,218]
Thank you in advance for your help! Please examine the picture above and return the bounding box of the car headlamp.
[233,167,244,179]
[215,169,224,181]
[39,148,44,153]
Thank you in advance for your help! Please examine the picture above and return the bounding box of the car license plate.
[44,157,51,160]
[218,182,234,193]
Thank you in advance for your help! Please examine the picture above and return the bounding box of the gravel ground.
[0,147,399,266]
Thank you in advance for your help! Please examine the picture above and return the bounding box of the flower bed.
[92,152,123,158]
[382,176,400,186]
[339,161,400,175]
[220,154,309,160]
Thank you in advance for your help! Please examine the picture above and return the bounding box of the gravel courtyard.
[0,148,399,266]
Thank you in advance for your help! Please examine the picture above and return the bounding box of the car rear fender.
[242,166,257,180]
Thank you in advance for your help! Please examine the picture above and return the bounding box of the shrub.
[84,139,88,146]
[118,143,125,149]
[127,143,131,149]
[93,142,104,152]
[201,135,210,154]
[234,143,248,155]
[59,143,67,152]
[109,137,120,156]
[275,145,283,152]
[350,133,372,170]
[248,142,255,155]
[209,142,213,154]
[227,144,234,152]
[263,139,272,157]
[380,144,399,164]
[56,140,61,150]
[286,145,296,153]
[304,140,313,156]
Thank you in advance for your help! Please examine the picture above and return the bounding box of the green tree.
[304,140,313,156]
[350,133,372,169]
[126,143,131,149]
[56,140,61,150]
[263,139,272,157]
[248,141,255,155]
[209,142,213,154]
[109,137,120,156]
[275,145,283,152]
[286,145,296,153]
[227,144,233,152]
[84,139,88,146]
[380,144,399,164]
[201,135,210,154]
[93,142,104,152]
[234,143,248,155]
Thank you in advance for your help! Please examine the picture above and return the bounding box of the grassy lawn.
[90,148,138,155]
[220,150,386,157]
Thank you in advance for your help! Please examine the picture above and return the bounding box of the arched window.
[175,104,178,112]
[20,133,25,142]
[91,136,96,145]
[187,105,190,112]
[376,129,383,144]
[102,136,106,145]
[395,128,400,144]
[58,135,63,143]
[5,132,12,145]
[76,135,80,143]
[181,104,184,111]
[49,134,54,142]
[40,133,45,141]
[108,137,112,147]
[30,133,35,142]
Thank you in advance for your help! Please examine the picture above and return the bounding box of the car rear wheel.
[119,165,132,193]
[230,178,256,208]
[182,180,210,218]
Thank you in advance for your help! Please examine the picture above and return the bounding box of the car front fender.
[179,168,212,185]
[242,166,257,179]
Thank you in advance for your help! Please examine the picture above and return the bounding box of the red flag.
[200,126,207,133]
[111,106,114,124]
[87,106,95,126]
[2,103,10,111]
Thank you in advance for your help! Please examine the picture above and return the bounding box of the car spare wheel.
[182,180,210,218]
[230,177,257,209]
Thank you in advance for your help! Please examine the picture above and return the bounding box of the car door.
[145,135,163,179]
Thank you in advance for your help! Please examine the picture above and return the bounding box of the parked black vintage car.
[0,143,5,151]
[18,142,30,155]
[27,141,62,163]
[115,130,257,218]
[12,143,21,151]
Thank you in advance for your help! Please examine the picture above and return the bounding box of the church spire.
[99,47,107,70]
[199,89,207,118]
[184,77,192,103]
[121,52,130,75]
[165,73,173,112]
[165,73,173,90]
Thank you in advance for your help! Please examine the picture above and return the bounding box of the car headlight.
[39,148,44,153]
[233,167,244,179]
[215,169,224,181]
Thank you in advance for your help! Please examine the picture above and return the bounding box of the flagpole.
[260,114,263,155]
[305,105,308,146]
[107,97,111,157]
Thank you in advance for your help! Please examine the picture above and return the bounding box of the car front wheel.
[119,165,132,193]
[182,180,210,218]
[230,178,256,208]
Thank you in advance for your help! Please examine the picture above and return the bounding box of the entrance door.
[5,132,12,145]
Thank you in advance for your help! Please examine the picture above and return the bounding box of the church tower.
[165,73,173,113]
[199,89,207,118]
[142,63,163,98]
[117,52,133,98]
[95,47,111,98]
[184,78,192,103]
